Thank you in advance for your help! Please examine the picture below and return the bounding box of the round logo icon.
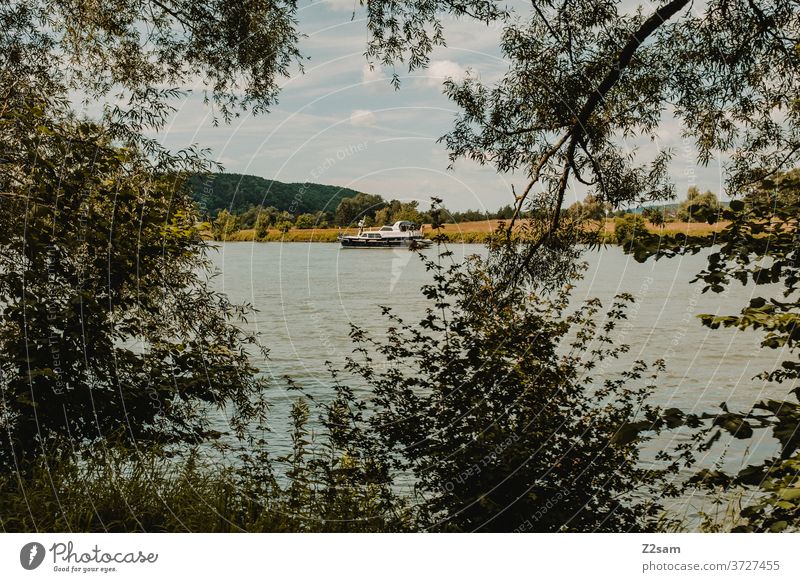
[20,542,46,570]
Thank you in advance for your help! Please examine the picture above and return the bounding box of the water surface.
[210,241,795,507]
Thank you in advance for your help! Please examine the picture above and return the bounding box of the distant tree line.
[568,187,725,226]
[207,190,523,240]
[208,184,725,240]
[189,173,362,216]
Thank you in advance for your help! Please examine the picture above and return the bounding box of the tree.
[571,195,610,221]
[0,87,268,465]
[294,213,316,229]
[678,188,721,223]
[313,211,331,229]
[187,174,363,217]
[212,209,240,240]
[255,211,271,239]
[2,1,302,135]
[361,0,800,282]
[0,1,305,464]
[341,250,688,532]
[495,204,515,220]
[614,214,648,250]
[619,170,800,531]
[449,209,488,223]
[693,172,800,531]
[642,207,666,227]
[374,200,424,225]
[334,193,387,227]
[693,172,799,382]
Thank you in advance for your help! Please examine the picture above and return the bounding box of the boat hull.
[339,237,432,249]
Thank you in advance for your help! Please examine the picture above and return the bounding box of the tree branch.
[508,130,572,232]
[512,0,690,229]
[572,0,690,141]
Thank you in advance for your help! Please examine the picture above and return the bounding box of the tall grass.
[0,401,411,533]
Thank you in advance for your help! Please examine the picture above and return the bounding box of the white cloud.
[350,109,376,127]
[324,0,359,12]
[422,60,469,87]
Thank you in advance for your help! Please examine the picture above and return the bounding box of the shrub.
[340,250,687,532]
[614,214,648,249]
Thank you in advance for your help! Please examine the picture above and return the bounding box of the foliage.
[0,86,272,467]
[226,200,522,233]
[693,182,798,381]
[255,210,273,239]
[2,0,302,150]
[358,0,800,284]
[373,200,424,226]
[334,192,387,227]
[633,171,800,383]
[642,207,666,227]
[734,453,800,532]
[239,205,277,230]
[211,209,240,241]
[678,187,722,224]
[620,170,799,531]
[614,214,648,250]
[188,173,362,218]
[362,1,504,87]
[570,195,611,221]
[294,213,317,229]
[0,0,315,468]
[691,171,799,532]
[0,399,409,533]
[339,248,690,532]
[5,0,800,535]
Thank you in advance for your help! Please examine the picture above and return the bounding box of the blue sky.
[155,0,725,211]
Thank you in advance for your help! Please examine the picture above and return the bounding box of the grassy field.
[434,219,728,236]
[211,220,729,244]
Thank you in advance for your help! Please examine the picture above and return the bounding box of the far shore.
[207,219,729,244]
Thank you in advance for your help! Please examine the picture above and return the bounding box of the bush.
[614,214,648,249]
[212,209,240,240]
[339,250,686,532]
[0,90,268,468]
[294,213,317,229]
[678,187,721,223]
[642,207,665,226]
[255,212,270,239]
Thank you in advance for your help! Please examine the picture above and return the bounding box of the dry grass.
[430,218,728,237]
[428,219,729,243]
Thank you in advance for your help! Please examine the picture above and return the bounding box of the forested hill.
[188,173,365,216]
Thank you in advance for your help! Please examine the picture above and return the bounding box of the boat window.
[367,233,381,239]
[379,226,393,232]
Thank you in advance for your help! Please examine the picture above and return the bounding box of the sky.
[154,0,726,212]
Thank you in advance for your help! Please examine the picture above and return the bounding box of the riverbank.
[209,220,729,244]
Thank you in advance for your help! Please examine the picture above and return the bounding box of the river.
[209,241,796,519]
